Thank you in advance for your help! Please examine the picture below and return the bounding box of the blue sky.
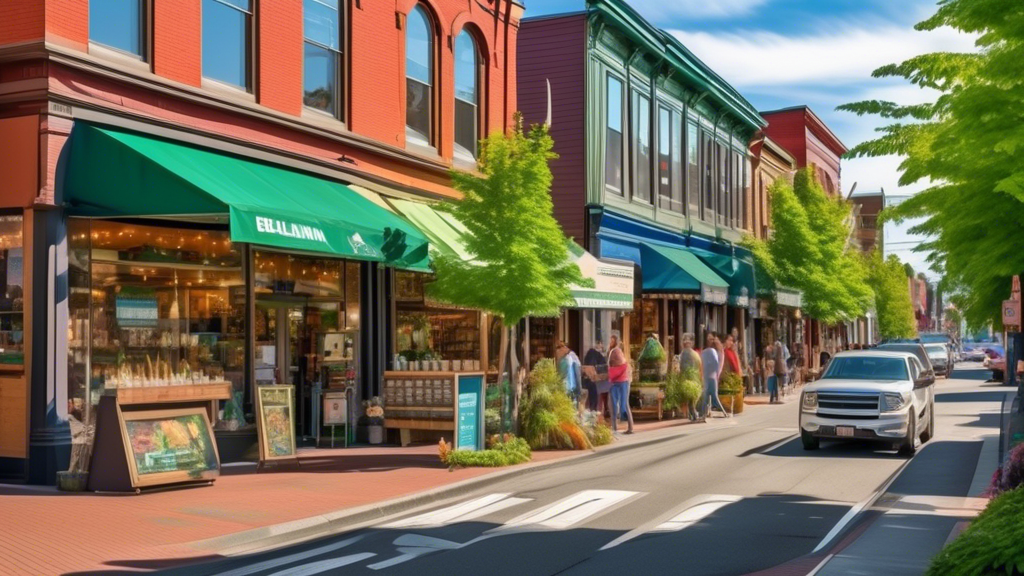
[525,0,978,278]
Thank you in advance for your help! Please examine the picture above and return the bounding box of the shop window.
[202,0,253,91]
[657,105,672,210]
[631,91,652,203]
[303,0,344,119]
[394,272,482,367]
[71,220,245,418]
[454,31,482,161]
[0,216,24,368]
[686,120,699,218]
[605,75,624,195]
[90,0,145,58]
[405,4,435,148]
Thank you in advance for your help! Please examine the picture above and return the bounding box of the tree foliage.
[744,167,873,324]
[869,253,918,340]
[428,114,588,324]
[838,0,1024,330]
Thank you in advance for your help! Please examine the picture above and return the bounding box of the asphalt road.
[172,363,1010,576]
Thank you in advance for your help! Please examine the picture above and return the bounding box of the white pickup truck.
[799,351,936,456]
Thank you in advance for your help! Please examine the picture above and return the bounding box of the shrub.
[520,359,590,450]
[988,443,1024,497]
[664,367,701,411]
[927,486,1024,576]
[484,407,502,437]
[438,435,531,468]
[719,372,744,395]
[585,422,613,447]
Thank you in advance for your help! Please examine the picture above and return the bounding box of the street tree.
[869,252,918,340]
[745,166,873,325]
[428,113,589,431]
[838,0,1024,330]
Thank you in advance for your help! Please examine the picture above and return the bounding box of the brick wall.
[45,0,87,51]
[153,0,202,87]
[258,0,303,115]
[0,1,44,45]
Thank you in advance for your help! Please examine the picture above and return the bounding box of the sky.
[524,0,979,280]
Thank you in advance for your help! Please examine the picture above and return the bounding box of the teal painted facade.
[582,0,764,245]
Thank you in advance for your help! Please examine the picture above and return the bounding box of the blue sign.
[116,296,159,327]
[456,374,484,451]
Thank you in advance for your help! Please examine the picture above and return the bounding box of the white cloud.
[667,25,977,88]
[627,0,768,20]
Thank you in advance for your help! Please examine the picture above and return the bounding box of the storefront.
[61,123,431,468]
[754,288,804,376]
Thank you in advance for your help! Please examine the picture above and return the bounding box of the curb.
[189,419,728,556]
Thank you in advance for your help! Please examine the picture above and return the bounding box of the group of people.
[556,335,634,435]
[678,330,742,420]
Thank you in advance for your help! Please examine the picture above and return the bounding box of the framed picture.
[256,385,297,461]
[323,391,348,426]
[120,406,220,488]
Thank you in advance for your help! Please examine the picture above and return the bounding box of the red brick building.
[0,0,523,483]
[759,105,847,196]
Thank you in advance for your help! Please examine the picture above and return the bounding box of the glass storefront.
[393,271,482,370]
[0,215,24,367]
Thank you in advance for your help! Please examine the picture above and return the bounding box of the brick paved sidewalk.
[0,415,714,575]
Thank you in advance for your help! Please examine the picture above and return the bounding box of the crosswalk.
[215,490,744,576]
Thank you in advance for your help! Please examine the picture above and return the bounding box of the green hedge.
[442,436,532,468]
[927,486,1024,576]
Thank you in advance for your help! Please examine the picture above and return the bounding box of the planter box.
[720,390,745,414]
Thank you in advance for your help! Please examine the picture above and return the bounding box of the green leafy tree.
[428,114,590,431]
[838,0,1024,331]
[869,253,918,340]
[744,166,873,324]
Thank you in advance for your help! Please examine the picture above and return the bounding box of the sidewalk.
[0,410,734,575]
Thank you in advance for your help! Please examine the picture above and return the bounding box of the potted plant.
[663,367,703,419]
[363,397,385,444]
[637,334,667,383]
[718,372,745,414]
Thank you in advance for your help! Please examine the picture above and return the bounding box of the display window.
[0,215,24,367]
[393,272,482,371]
[67,219,245,424]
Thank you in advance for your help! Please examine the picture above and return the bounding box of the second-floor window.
[90,0,145,58]
[632,91,651,203]
[702,130,714,223]
[405,5,434,148]
[732,150,742,229]
[686,120,699,218]
[605,75,624,195]
[454,31,480,161]
[304,0,344,119]
[202,0,253,91]
[717,141,728,226]
[657,105,672,210]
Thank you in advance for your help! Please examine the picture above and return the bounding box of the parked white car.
[924,343,951,377]
[800,351,935,456]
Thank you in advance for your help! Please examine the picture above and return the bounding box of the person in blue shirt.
[557,341,582,409]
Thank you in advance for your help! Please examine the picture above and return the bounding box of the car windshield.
[823,356,909,380]
[925,345,945,356]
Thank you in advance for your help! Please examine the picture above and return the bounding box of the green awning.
[568,242,634,310]
[639,243,729,304]
[388,199,475,262]
[65,124,431,271]
[690,248,757,307]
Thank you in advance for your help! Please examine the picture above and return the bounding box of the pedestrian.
[556,341,582,409]
[701,332,729,418]
[582,340,609,414]
[714,331,726,380]
[774,340,788,402]
[607,334,634,434]
[765,344,778,403]
[722,333,742,377]
[678,332,704,422]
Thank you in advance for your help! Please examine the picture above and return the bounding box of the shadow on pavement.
[64,493,851,576]
[935,391,1007,404]
[760,436,905,460]
[887,440,982,498]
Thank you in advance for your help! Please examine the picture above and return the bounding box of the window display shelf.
[115,382,232,405]
[92,257,241,273]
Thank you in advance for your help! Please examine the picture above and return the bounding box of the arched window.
[454,31,481,160]
[405,5,434,147]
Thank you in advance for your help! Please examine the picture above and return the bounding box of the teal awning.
[65,124,431,271]
[639,243,729,304]
[690,248,757,307]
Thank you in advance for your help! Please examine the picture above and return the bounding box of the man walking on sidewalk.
[701,332,729,418]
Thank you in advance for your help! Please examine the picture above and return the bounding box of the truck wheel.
[801,430,819,451]
[899,414,917,456]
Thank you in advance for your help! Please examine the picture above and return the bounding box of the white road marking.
[213,535,365,576]
[599,494,742,550]
[806,554,835,576]
[266,553,376,576]
[497,490,641,532]
[382,493,531,528]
